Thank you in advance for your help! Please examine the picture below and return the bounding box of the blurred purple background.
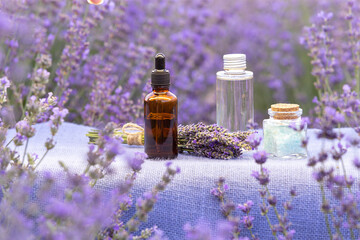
[0,0,356,126]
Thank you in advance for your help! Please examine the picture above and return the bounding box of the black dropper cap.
[151,53,170,86]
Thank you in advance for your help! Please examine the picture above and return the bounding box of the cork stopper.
[269,103,301,120]
[271,103,299,112]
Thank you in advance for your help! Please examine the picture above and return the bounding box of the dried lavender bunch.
[178,122,252,160]
[87,122,252,159]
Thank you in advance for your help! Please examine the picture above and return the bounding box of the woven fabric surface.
[7,122,360,239]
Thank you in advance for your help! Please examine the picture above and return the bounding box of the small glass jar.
[263,103,307,158]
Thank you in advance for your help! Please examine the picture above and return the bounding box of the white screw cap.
[223,54,246,70]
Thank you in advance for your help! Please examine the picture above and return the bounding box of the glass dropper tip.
[155,53,166,70]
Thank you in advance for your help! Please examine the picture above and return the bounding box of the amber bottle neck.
[152,85,170,92]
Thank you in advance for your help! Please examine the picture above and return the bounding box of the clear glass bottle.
[216,54,254,132]
[263,103,307,158]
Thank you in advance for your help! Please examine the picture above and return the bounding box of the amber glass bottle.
[144,53,178,159]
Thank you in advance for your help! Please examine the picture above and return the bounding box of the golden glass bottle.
[144,53,178,159]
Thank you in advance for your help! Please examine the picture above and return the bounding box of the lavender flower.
[260,204,269,216]
[55,1,91,107]
[107,161,180,238]
[31,68,50,97]
[267,195,277,207]
[0,76,10,105]
[253,151,268,165]
[1,118,179,240]
[83,122,124,184]
[36,54,52,69]
[36,92,58,123]
[251,168,270,186]
[15,120,34,139]
[353,157,360,168]
[211,177,229,202]
[126,152,146,172]
[246,133,262,150]
[238,200,254,214]
[249,124,296,239]
[241,215,255,229]
[49,107,69,136]
[184,221,212,240]
[300,3,360,237]
[210,178,258,239]
[290,187,297,197]
[14,120,34,146]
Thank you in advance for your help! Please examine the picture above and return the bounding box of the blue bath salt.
[263,119,306,158]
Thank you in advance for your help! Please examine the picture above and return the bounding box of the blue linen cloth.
[7,122,360,239]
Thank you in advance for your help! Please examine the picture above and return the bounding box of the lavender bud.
[259,189,267,198]
[221,201,236,216]
[126,219,140,232]
[353,157,360,168]
[283,201,292,210]
[218,177,225,184]
[36,54,52,68]
[45,138,55,150]
[156,182,166,191]
[162,175,171,183]
[253,150,268,165]
[251,169,270,186]
[321,201,331,213]
[307,157,317,167]
[260,204,269,215]
[290,187,297,197]
[241,215,254,229]
[267,195,277,206]
[238,200,254,214]
[318,152,328,162]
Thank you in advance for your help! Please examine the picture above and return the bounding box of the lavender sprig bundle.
[178,122,252,160]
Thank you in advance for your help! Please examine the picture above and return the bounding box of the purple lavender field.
[2,0,355,126]
[1,0,360,239]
